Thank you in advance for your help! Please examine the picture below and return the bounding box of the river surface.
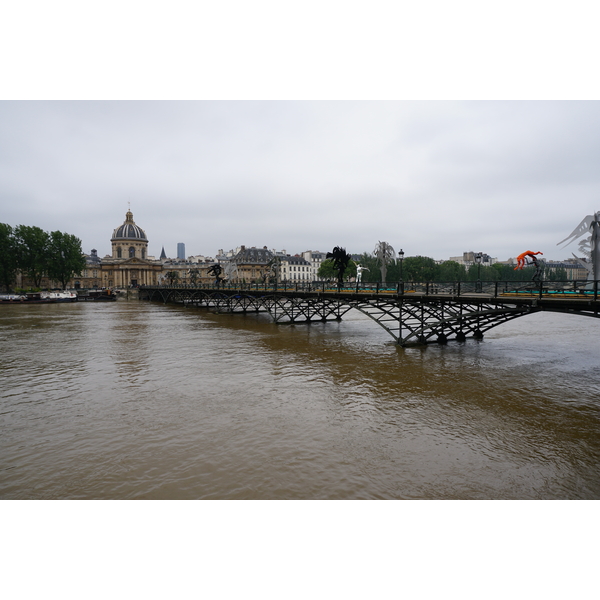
[1,299,599,499]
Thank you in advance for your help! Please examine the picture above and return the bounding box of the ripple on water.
[1,303,599,499]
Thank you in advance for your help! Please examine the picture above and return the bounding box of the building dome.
[112,210,147,241]
[110,209,149,261]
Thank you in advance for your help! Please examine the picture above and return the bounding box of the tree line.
[318,252,568,283]
[0,223,86,292]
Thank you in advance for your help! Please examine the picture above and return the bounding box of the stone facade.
[70,210,163,289]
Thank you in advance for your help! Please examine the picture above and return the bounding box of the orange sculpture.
[514,251,543,270]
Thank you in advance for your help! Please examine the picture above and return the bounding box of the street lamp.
[398,249,405,295]
[475,252,483,292]
[398,249,405,281]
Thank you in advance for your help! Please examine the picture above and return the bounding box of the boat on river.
[77,289,117,301]
[1,291,78,303]
[41,291,78,302]
[0,292,56,304]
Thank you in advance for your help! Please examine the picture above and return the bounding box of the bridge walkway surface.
[138,280,599,346]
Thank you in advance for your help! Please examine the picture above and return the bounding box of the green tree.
[15,225,50,288]
[0,223,19,292]
[346,260,357,280]
[437,260,466,282]
[466,263,500,281]
[403,256,437,282]
[47,231,87,290]
[491,263,508,280]
[491,263,538,282]
[548,267,567,281]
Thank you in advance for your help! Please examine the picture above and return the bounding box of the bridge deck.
[138,282,599,345]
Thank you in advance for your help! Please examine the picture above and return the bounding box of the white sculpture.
[373,241,396,283]
[223,260,238,282]
[557,211,600,280]
[356,264,369,283]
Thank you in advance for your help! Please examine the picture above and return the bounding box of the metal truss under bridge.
[138,280,600,346]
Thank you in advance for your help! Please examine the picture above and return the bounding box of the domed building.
[100,209,163,288]
[66,208,220,290]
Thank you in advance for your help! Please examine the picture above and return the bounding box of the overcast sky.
[2,100,599,262]
[2,4,599,264]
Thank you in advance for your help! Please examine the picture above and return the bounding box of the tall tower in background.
[177,243,185,260]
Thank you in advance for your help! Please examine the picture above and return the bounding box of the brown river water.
[1,299,599,499]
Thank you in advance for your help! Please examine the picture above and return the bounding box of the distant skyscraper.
[177,243,185,260]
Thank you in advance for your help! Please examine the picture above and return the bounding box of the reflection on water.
[1,301,599,499]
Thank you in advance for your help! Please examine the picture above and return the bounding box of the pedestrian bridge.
[138,280,600,346]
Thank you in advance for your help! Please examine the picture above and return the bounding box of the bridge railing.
[143,279,599,300]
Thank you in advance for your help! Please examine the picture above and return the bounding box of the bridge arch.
[350,299,540,345]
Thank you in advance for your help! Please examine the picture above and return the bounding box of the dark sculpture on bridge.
[326,246,352,288]
[266,256,281,287]
[207,264,223,287]
[531,254,544,282]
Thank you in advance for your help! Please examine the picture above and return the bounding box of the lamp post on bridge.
[398,249,405,295]
[398,249,405,280]
[475,252,483,292]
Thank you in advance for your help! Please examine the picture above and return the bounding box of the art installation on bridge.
[223,260,238,283]
[373,241,396,283]
[266,256,281,285]
[207,264,223,286]
[531,254,544,282]
[513,251,544,281]
[513,250,543,270]
[355,264,369,283]
[326,246,352,287]
[557,210,600,281]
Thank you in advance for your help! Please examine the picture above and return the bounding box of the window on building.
[129,247,135,258]
[117,247,122,258]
